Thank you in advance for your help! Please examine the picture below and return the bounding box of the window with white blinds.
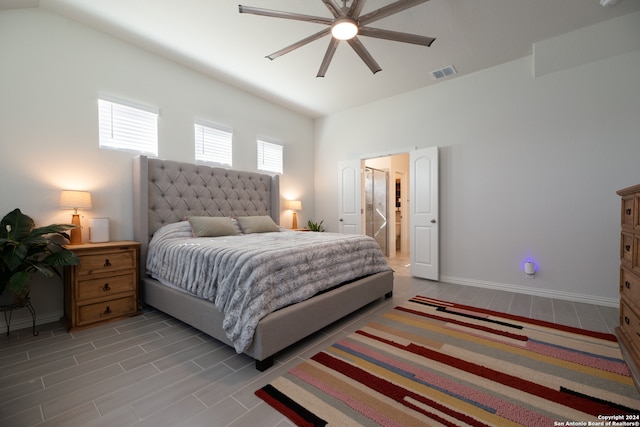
[194,121,233,167]
[98,97,158,156]
[257,138,283,174]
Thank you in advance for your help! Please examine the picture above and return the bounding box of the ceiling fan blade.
[347,37,382,74]
[266,28,331,60]
[348,0,367,18]
[358,26,435,46]
[238,5,333,26]
[359,0,430,26]
[317,38,340,77]
[321,0,344,18]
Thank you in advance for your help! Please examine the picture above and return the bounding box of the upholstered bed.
[132,155,393,370]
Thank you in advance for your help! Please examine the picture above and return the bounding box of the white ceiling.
[5,0,640,117]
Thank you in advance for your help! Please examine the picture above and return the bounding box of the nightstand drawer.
[635,193,640,232]
[76,271,136,301]
[621,301,640,353]
[77,295,137,326]
[622,194,635,230]
[621,267,640,305]
[635,235,640,274]
[622,232,634,268]
[76,249,136,275]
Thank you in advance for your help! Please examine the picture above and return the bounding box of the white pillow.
[149,221,193,244]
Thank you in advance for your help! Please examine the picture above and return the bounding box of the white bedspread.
[146,221,391,352]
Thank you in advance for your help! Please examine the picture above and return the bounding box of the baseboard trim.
[3,310,62,334]
[440,275,619,308]
[2,278,619,331]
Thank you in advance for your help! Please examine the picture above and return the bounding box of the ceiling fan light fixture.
[331,18,358,40]
[239,1,435,76]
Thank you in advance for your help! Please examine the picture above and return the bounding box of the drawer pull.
[104,259,112,267]
[626,281,631,289]
[626,245,631,252]
[102,283,111,292]
[625,316,630,325]
[104,306,112,315]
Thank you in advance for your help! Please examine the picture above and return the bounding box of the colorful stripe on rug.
[256,296,640,427]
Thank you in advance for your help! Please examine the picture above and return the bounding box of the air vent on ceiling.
[431,65,457,80]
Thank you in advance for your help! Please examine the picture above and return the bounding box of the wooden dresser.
[62,241,141,331]
[616,184,640,390]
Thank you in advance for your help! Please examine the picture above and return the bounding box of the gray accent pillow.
[188,216,239,237]
[236,216,280,234]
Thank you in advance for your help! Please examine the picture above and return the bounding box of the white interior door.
[338,160,362,234]
[410,146,439,280]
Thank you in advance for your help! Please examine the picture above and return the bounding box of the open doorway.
[364,153,410,260]
[339,147,439,280]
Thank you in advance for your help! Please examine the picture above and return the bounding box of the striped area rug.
[256,296,640,426]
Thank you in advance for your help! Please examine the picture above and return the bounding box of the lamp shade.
[286,200,302,211]
[60,190,92,210]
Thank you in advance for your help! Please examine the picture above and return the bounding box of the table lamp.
[286,200,301,229]
[60,190,92,244]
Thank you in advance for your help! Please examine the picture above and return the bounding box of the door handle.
[339,218,343,222]
[431,219,437,224]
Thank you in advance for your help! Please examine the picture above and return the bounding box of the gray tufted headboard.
[133,155,280,274]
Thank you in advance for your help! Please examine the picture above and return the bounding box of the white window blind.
[257,138,283,174]
[194,121,233,166]
[98,97,158,156]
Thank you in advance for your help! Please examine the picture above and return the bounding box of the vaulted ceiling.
[4,0,640,117]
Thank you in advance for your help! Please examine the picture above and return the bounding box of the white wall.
[0,8,315,328]
[314,13,640,306]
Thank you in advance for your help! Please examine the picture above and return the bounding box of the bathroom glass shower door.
[365,167,388,256]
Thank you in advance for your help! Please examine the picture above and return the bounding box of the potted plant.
[0,208,79,305]
[307,219,325,232]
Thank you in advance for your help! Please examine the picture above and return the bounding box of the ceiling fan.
[238,0,436,77]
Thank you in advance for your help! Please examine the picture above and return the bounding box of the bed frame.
[132,155,393,370]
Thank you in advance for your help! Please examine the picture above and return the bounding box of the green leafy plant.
[307,219,325,232]
[0,208,79,302]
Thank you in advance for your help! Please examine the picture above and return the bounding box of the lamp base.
[69,213,82,245]
[291,212,298,230]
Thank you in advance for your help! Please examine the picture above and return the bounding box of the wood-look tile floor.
[0,256,620,427]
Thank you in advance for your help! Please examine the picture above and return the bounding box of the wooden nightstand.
[61,241,141,331]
